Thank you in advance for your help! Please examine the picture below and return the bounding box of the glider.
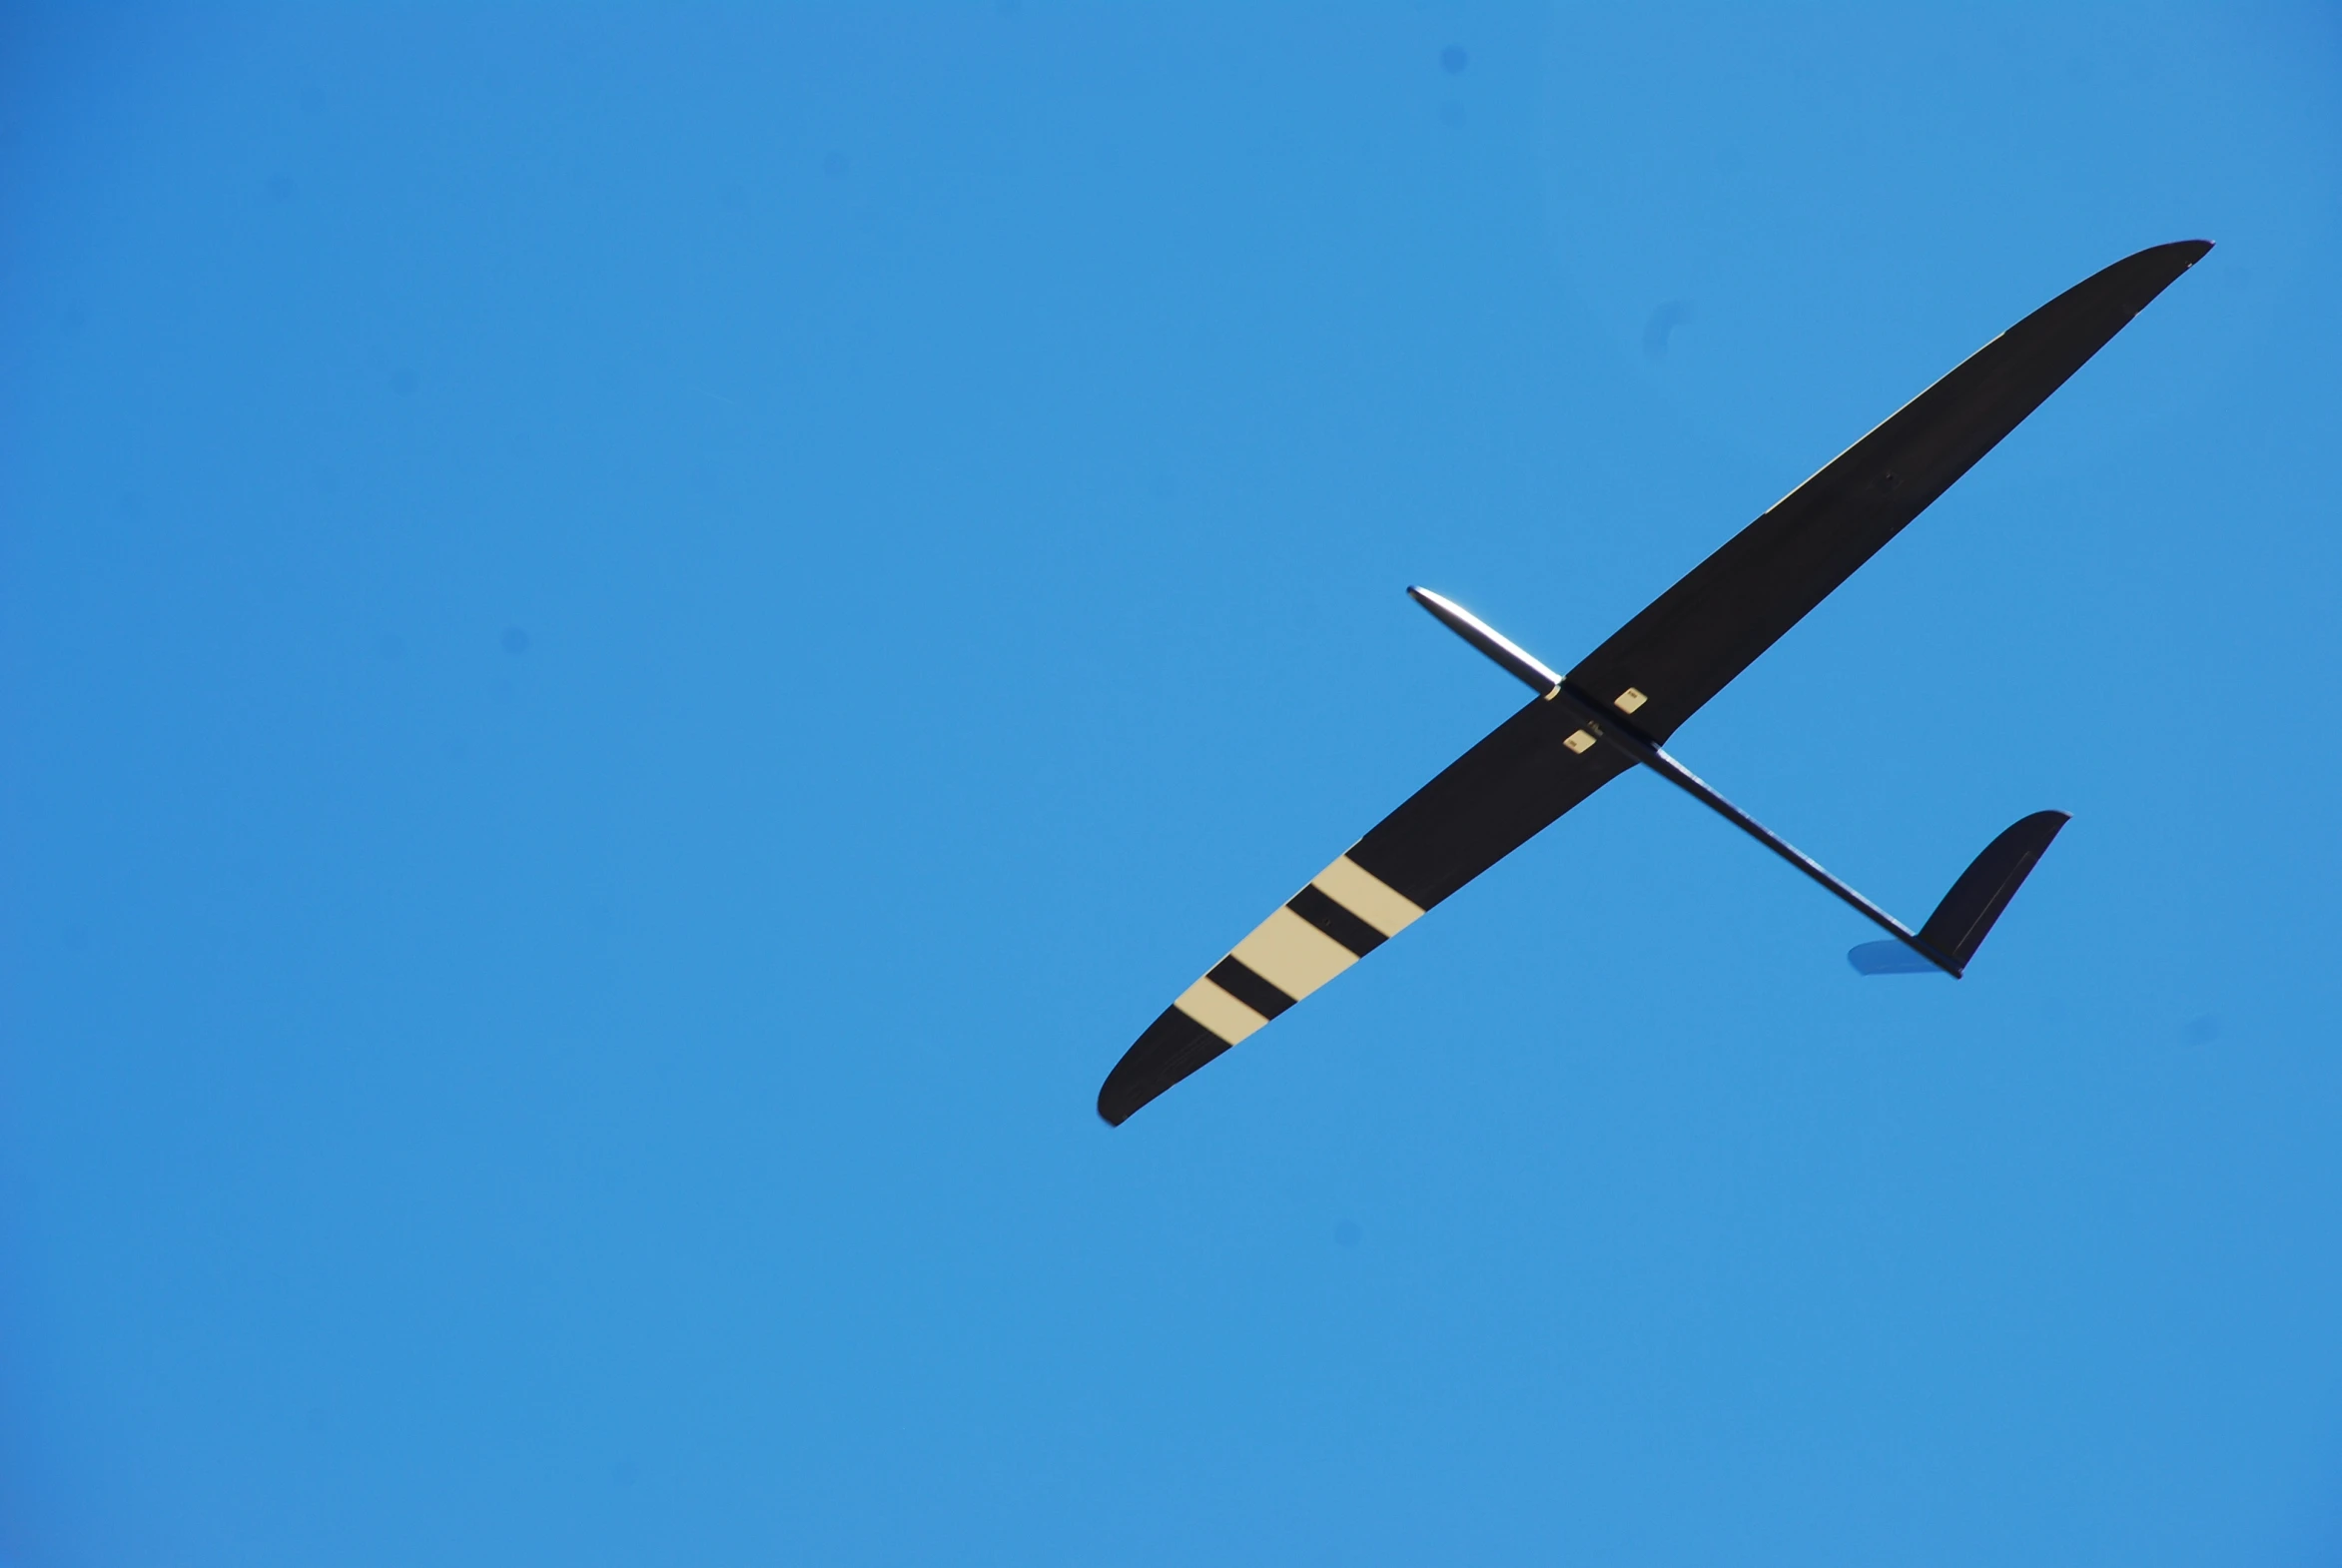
[1099,240,2209,1127]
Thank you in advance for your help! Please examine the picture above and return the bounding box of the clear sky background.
[4,5,2340,1564]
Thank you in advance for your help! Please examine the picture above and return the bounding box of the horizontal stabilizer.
[1848,940,1940,975]
[1407,586,1562,695]
[1847,810,2070,977]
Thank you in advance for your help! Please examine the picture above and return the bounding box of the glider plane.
[1099,240,2209,1127]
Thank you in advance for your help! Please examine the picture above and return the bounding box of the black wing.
[1565,241,2210,742]
[1098,701,1632,1126]
[1099,241,2209,1126]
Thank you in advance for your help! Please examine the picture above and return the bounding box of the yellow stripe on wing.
[1310,855,1425,938]
[1171,976,1270,1046]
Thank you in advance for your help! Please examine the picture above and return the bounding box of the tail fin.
[1849,811,2069,977]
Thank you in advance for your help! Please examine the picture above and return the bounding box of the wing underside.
[1098,241,2209,1126]
[1566,241,2211,743]
[1098,699,1633,1125]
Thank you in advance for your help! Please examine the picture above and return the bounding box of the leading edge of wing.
[1097,696,1634,1125]
[1566,240,2212,744]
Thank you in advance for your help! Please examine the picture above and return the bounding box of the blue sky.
[3,5,2339,1563]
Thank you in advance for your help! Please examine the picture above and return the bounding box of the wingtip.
[1094,1072,1162,1129]
[1095,1075,1142,1127]
[1095,1063,1148,1127]
[2135,238,2214,276]
[1096,1007,1232,1129]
